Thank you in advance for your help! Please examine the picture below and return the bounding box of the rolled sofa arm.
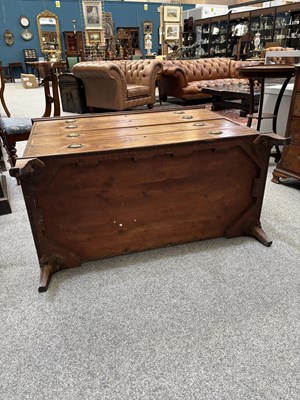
[159,63,189,100]
[73,61,128,110]
[162,65,188,87]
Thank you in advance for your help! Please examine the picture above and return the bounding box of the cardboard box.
[21,73,38,89]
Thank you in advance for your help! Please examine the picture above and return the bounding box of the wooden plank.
[24,110,258,158]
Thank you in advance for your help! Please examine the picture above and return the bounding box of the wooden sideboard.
[272,64,300,183]
[10,109,288,292]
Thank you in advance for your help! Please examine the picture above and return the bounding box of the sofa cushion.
[126,84,150,98]
[0,117,32,136]
[113,59,162,86]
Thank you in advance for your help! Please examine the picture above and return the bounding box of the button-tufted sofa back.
[162,58,263,83]
[163,58,232,82]
[264,47,295,65]
[112,59,161,86]
[229,60,264,78]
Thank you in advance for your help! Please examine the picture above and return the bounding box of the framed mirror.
[36,10,62,59]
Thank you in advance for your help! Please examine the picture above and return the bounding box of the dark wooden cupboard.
[272,64,300,183]
[63,31,84,57]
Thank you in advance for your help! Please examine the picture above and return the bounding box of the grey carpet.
[1,82,300,400]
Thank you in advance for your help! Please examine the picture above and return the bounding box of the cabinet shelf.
[192,2,300,60]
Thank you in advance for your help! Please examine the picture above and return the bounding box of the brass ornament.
[4,30,14,46]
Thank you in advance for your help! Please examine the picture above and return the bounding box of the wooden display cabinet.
[188,2,300,61]
[274,3,300,50]
[227,11,251,58]
[209,15,228,57]
[250,7,276,51]
[183,16,194,46]
[63,31,84,57]
[195,17,211,57]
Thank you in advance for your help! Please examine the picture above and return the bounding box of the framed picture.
[164,6,181,23]
[165,23,180,40]
[143,21,153,34]
[83,1,102,30]
[86,30,102,44]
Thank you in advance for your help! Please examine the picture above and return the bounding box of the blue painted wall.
[0,0,194,69]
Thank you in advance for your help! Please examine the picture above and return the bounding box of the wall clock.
[20,16,30,28]
[21,28,33,41]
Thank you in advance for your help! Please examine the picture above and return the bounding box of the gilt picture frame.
[143,21,153,34]
[83,1,102,30]
[164,6,181,23]
[165,23,180,40]
[86,30,104,45]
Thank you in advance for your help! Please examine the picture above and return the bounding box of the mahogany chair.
[0,65,32,172]
[0,66,11,117]
[236,32,253,61]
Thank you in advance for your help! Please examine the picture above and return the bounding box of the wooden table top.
[201,85,260,97]
[24,109,260,158]
[237,64,295,79]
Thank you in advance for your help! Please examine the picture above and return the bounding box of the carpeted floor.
[1,81,300,400]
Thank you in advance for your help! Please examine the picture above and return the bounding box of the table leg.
[271,75,293,134]
[42,73,61,118]
[256,78,265,132]
[247,77,255,127]
[42,77,52,118]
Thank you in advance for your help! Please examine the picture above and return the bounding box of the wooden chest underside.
[11,109,286,291]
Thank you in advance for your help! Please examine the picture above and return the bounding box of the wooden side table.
[238,65,295,132]
[8,62,24,82]
[238,65,295,162]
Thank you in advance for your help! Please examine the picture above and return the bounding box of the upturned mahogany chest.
[11,109,287,291]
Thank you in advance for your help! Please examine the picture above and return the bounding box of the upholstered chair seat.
[0,117,32,167]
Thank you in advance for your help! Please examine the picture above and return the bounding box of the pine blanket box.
[10,109,288,292]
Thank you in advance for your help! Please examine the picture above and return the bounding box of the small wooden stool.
[0,117,32,167]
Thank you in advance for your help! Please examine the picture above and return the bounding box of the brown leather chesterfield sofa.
[73,59,163,111]
[264,47,295,64]
[159,58,263,102]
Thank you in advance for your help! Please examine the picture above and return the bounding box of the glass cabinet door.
[195,18,210,57]
[250,7,275,53]
[209,16,228,57]
[274,10,292,47]
[226,13,250,58]
[274,3,300,50]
